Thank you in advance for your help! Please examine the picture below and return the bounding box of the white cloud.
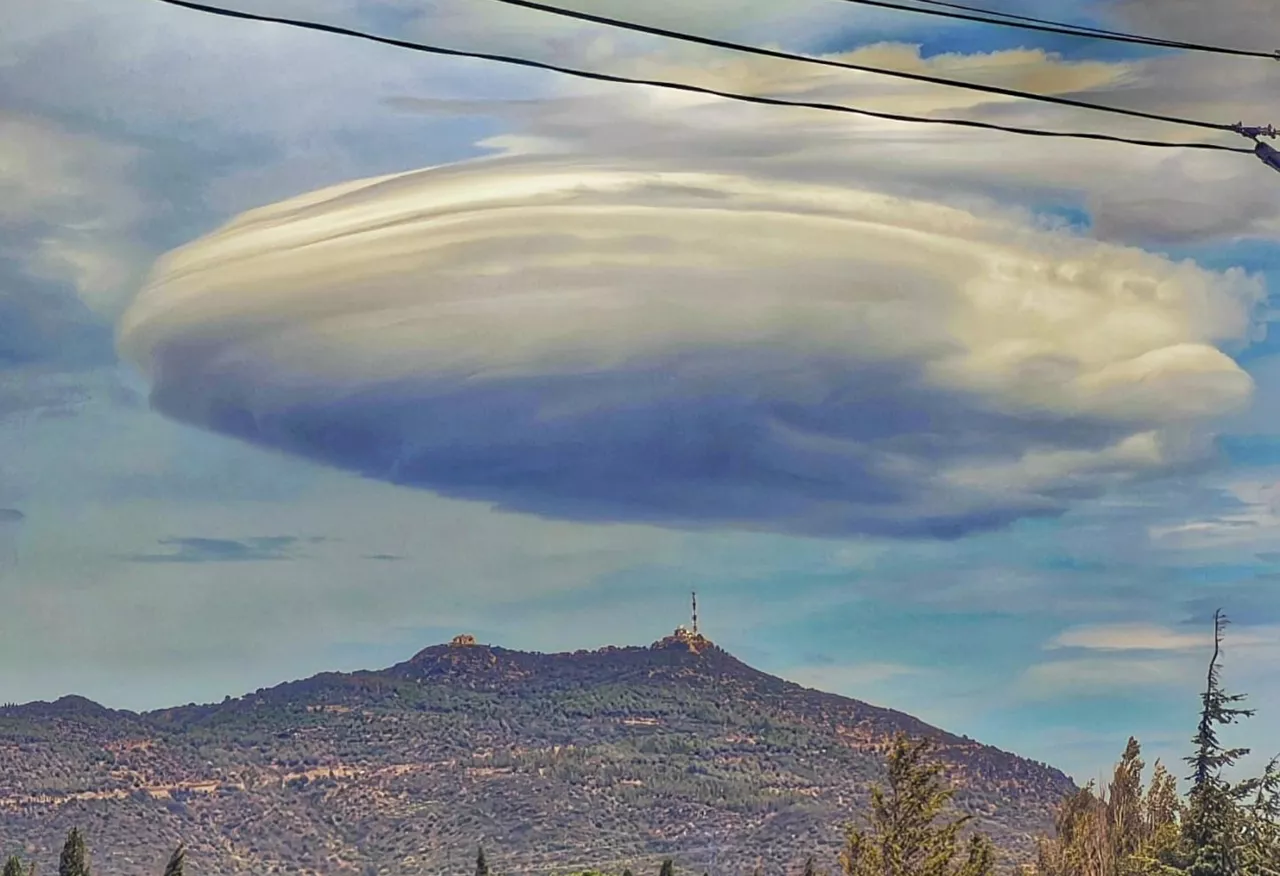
[1048,623,1213,651]
[1017,656,1194,699]
[1147,478,1280,549]
[427,35,1279,247]
[114,157,1260,537]
[0,112,147,316]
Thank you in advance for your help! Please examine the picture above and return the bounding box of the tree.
[1035,737,1189,876]
[475,846,489,876]
[803,857,817,876]
[4,856,25,876]
[1182,611,1259,876]
[162,844,185,876]
[59,829,89,876]
[659,860,674,876]
[1035,611,1279,876]
[839,733,996,876]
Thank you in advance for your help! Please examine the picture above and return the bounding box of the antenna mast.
[691,590,698,635]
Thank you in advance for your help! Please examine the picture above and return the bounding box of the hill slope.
[0,630,1073,876]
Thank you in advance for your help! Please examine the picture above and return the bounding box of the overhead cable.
[481,0,1242,134]
[842,0,1280,60]
[150,0,1252,154]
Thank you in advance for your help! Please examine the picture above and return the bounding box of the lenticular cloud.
[117,156,1261,538]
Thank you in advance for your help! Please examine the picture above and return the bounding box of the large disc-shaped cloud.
[117,157,1260,538]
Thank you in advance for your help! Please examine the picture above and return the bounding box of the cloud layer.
[118,157,1260,538]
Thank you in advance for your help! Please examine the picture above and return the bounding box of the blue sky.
[3,0,1280,791]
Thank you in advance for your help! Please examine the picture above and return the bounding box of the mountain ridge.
[0,630,1073,876]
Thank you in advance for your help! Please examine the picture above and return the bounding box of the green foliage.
[1035,610,1280,876]
[58,829,89,876]
[4,855,25,876]
[476,846,489,876]
[839,734,996,876]
[1034,738,1186,876]
[658,859,674,876]
[1179,611,1280,876]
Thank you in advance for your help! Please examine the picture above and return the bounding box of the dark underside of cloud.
[0,258,114,371]
[0,508,25,524]
[146,351,1137,540]
[127,536,301,563]
[0,256,119,422]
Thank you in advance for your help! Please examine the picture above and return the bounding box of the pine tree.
[1235,756,1280,876]
[4,856,24,876]
[659,860,674,876]
[162,844,185,876]
[1187,612,1255,791]
[1182,611,1256,876]
[474,846,489,876]
[623,869,635,876]
[803,856,817,876]
[59,829,89,876]
[840,733,996,876]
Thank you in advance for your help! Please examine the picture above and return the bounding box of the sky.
[3,0,1280,789]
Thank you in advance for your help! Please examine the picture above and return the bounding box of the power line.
[844,0,1280,60]
[483,0,1240,134]
[151,0,1250,154]
[909,0,1184,37]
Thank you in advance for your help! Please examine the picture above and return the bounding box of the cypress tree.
[802,857,816,876]
[474,846,489,876]
[162,844,185,876]
[659,859,674,876]
[59,829,89,876]
[4,856,24,876]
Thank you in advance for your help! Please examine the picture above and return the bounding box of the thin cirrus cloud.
[1016,657,1193,700]
[1047,623,1215,652]
[126,536,305,564]
[117,156,1261,540]
[1047,621,1280,653]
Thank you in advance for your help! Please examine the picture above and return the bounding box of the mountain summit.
[0,631,1073,876]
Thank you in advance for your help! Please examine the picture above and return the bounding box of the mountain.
[0,629,1074,876]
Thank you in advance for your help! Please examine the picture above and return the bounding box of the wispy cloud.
[1016,657,1192,699]
[1047,623,1212,652]
[126,536,304,564]
[0,508,24,524]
